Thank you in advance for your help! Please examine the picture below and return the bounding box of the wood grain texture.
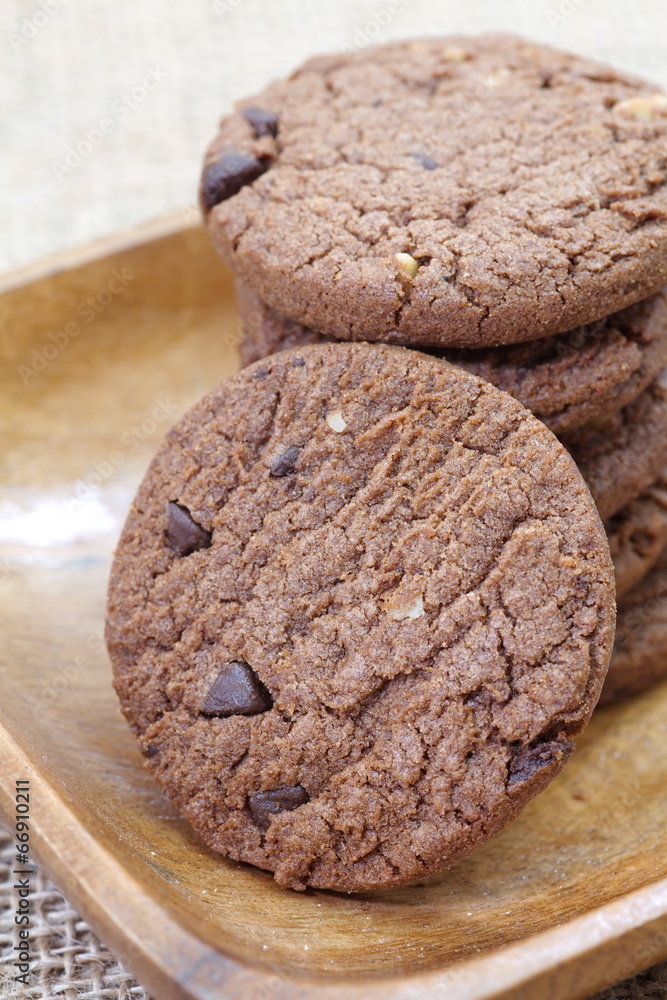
[0,220,666,1000]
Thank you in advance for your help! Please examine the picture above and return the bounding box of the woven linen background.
[2,0,667,272]
[2,0,667,997]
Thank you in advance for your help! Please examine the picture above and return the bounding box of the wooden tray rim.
[2,216,667,1000]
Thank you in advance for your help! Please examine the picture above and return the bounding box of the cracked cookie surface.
[236,280,667,436]
[202,34,667,348]
[106,343,615,891]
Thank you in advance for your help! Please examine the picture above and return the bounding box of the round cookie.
[600,550,667,705]
[607,470,667,600]
[202,35,667,349]
[236,280,667,436]
[107,343,615,892]
[564,369,667,520]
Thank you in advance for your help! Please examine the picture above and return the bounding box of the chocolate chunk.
[200,152,269,212]
[242,106,280,137]
[508,740,573,785]
[269,445,300,477]
[253,367,270,379]
[142,745,159,757]
[292,357,305,367]
[166,502,211,557]
[248,785,309,829]
[412,151,438,169]
[201,661,272,716]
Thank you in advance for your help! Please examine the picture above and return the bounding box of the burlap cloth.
[0,827,148,999]
[0,824,664,1000]
[2,1,667,997]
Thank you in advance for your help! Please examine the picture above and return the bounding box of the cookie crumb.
[613,94,667,121]
[386,594,424,621]
[443,45,467,62]
[481,68,511,90]
[326,410,346,433]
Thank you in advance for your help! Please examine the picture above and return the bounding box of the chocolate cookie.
[236,280,667,436]
[235,279,333,368]
[600,550,667,705]
[565,369,667,520]
[607,471,667,599]
[202,35,667,349]
[107,344,614,891]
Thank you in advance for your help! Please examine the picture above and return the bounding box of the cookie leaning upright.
[106,343,615,892]
[200,35,667,348]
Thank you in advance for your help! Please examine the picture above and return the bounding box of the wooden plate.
[1,217,667,1000]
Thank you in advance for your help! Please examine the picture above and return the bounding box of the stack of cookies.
[105,34,666,893]
[200,34,667,704]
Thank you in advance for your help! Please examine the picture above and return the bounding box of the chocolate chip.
[292,357,305,367]
[142,745,159,757]
[269,445,300,477]
[200,152,270,212]
[248,785,309,829]
[242,106,280,137]
[201,661,272,717]
[508,740,573,785]
[412,151,438,170]
[166,502,212,557]
[253,367,270,379]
